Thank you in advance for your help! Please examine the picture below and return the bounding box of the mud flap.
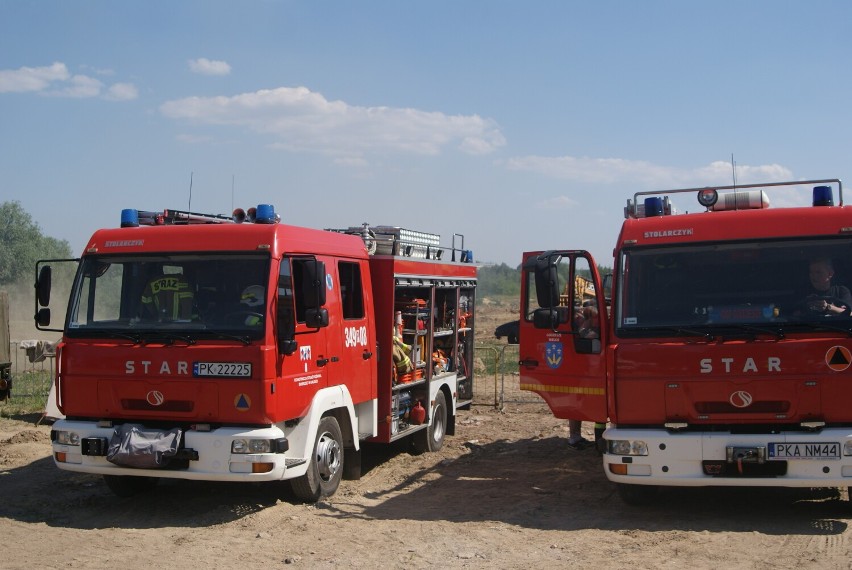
[106,424,182,469]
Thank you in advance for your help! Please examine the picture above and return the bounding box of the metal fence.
[472,342,541,409]
[3,341,54,412]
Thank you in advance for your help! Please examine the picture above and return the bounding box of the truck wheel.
[291,416,344,502]
[616,483,659,506]
[103,475,159,498]
[413,391,447,454]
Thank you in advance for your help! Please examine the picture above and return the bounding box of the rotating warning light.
[813,185,834,207]
[255,204,277,224]
[644,197,664,217]
[697,188,718,208]
[120,209,139,227]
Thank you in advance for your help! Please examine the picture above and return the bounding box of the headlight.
[609,439,648,456]
[54,431,80,445]
[844,440,852,456]
[231,438,272,454]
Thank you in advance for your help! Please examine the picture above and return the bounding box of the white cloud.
[535,195,580,210]
[506,156,793,188]
[0,62,69,93]
[159,86,505,157]
[188,58,232,76]
[0,61,137,101]
[104,82,139,101]
[46,74,103,98]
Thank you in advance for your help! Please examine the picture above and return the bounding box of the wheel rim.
[315,430,342,482]
[432,403,445,442]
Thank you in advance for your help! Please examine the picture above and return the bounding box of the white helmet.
[240,285,264,308]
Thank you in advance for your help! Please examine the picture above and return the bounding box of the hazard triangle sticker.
[826,346,852,371]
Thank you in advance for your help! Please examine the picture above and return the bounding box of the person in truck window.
[238,285,265,326]
[801,257,852,316]
[140,269,196,321]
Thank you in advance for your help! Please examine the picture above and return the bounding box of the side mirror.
[36,265,52,307]
[36,307,51,327]
[305,308,329,329]
[301,259,327,308]
[533,255,560,308]
[533,307,566,330]
[279,338,298,356]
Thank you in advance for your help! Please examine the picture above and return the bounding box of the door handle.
[362,351,373,360]
[317,358,329,367]
[519,358,538,368]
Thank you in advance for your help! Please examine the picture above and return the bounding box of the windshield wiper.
[633,326,716,341]
[725,324,785,339]
[152,332,197,345]
[101,331,144,344]
[193,330,253,346]
[788,321,852,336]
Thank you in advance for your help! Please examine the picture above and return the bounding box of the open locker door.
[518,250,607,423]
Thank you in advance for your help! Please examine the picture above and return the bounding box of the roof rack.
[327,223,474,262]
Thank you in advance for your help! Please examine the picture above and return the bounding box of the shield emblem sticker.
[545,342,563,369]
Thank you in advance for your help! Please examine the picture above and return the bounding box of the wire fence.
[472,342,541,409]
[2,341,55,414]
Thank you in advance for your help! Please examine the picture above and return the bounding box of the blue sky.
[2,1,852,268]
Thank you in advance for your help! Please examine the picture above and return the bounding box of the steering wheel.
[800,295,848,316]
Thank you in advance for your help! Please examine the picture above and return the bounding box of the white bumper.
[603,427,852,487]
[51,420,305,482]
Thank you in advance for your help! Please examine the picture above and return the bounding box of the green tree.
[0,201,73,287]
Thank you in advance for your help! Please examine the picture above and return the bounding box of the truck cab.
[38,206,477,501]
[520,180,852,504]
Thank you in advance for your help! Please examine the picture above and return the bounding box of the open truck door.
[518,250,607,423]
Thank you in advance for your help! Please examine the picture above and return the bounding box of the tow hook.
[726,445,766,475]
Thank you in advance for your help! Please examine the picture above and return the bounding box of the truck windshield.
[66,253,270,339]
[616,238,852,336]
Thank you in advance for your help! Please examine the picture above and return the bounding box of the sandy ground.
[1,298,852,569]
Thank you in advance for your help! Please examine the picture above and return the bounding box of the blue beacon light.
[254,204,277,224]
[644,197,664,217]
[813,185,833,207]
[120,209,139,227]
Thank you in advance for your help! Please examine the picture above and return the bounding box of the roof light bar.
[121,205,279,227]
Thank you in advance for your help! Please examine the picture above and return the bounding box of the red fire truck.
[36,206,476,501]
[519,179,852,504]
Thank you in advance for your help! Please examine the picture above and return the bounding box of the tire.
[413,391,447,454]
[103,475,159,498]
[616,483,659,506]
[291,416,344,502]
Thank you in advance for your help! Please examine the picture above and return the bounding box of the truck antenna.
[188,171,194,210]
[731,154,737,188]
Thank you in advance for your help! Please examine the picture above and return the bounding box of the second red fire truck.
[37,206,476,501]
[520,179,852,504]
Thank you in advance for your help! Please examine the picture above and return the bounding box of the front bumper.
[603,426,852,487]
[51,420,305,482]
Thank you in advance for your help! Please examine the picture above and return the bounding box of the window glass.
[616,238,852,335]
[338,261,364,319]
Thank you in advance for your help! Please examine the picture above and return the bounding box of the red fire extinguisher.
[410,400,426,425]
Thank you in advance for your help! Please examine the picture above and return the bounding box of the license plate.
[767,442,840,460]
[193,362,252,378]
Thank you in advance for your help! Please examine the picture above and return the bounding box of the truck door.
[276,256,331,419]
[518,250,608,423]
[328,259,376,404]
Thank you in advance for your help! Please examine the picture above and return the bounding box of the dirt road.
[2,402,851,570]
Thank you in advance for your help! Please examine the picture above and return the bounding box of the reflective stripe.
[519,383,605,396]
